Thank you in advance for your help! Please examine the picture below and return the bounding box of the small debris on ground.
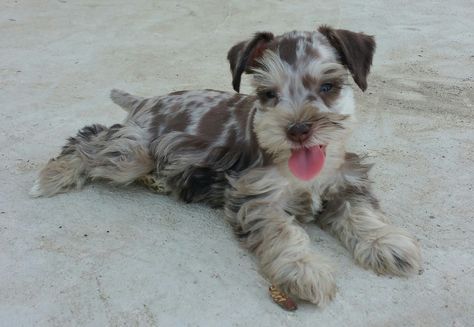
[269,285,297,311]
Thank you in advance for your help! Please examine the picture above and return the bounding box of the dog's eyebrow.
[306,62,347,81]
[252,50,288,88]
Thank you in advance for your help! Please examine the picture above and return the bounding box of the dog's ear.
[318,25,375,91]
[227,32,274,92]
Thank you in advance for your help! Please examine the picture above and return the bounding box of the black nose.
[287,123,312,143]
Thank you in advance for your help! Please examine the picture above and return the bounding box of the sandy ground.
[1,0,473,326]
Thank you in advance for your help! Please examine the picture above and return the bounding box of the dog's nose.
[287,123,312,143]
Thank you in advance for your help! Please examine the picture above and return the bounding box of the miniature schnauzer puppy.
[31,26,421,306]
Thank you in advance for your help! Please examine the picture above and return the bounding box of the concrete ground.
[1,0,473,326]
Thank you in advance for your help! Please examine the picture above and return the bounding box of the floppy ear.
[227,32,274,92]
[318,25,376,91]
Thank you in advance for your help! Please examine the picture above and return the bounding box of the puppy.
[31,26,421,306]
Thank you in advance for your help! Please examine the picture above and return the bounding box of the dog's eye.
[264,90,277,99]
[258,89,278,103]
[320,83,333,93]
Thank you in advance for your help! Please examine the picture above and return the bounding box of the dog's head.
[227,26,375,180]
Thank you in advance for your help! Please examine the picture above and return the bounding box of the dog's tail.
[110,89,145,112]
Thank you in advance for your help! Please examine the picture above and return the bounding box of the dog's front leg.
[225,170,336,306]
[319,189,421,276]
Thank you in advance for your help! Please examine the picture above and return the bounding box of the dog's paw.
[354,226,421,276]
[29,179,44,198]
[271,254,336,306]
[137,174,170,194]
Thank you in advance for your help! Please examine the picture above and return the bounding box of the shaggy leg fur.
[320,192,421,276]
[225,169,336,306]
[150,131,264,207]
[318,153,422,276]
[30,123,153,197]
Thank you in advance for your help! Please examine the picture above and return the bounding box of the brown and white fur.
[30,26,421,306]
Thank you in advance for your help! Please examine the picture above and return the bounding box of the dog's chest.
[279,172,328,221]
[279,160,343,222]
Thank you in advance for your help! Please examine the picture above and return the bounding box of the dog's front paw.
[354,226,421,276]
[269,254,336,306]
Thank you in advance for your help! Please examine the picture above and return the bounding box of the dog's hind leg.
[136,173,171,194]
[30,123,153,197]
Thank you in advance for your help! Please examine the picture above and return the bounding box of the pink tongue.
[288,146,325,181]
